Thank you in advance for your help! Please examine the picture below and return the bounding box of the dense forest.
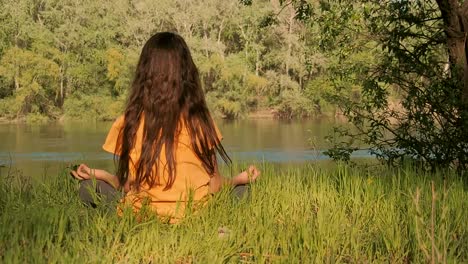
[0,0,378,122]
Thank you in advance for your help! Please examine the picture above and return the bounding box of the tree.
[436,0,468,103]
[0,47,60,118]
[247,0,468,170]
[346,0,467,170]
[0,0,362,121]
[347,0,468,170]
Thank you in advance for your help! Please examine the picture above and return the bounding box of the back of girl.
[71,32,260,222]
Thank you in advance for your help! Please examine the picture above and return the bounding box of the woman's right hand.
[233,165,260,185]
[70,163,93,180]
[70,164,121,190]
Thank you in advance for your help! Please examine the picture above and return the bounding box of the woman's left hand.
[233,165,260,185]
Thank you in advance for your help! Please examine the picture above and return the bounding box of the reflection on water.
[0,118,365,177]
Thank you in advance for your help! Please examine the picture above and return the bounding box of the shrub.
[63,94,125,121]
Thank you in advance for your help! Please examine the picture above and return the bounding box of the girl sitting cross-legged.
[71,32,260,223]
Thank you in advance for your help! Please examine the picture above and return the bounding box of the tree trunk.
[239,26,249,60]
[14,70,19,91]
[286,9,295,76]
[436,0,468,102]
[217,19,224,45]
[14,38,20,92]
[60,67,64,107]
[203,23,209,57]
[436,0,468,154]
[255,49,260,76]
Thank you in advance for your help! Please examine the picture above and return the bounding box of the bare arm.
[71,164,124,191]
[209,156,260,193]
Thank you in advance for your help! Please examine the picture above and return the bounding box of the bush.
[0,98,18,119]
[63,94,125,121]
[275,88,313,119]
[25,113,49,123]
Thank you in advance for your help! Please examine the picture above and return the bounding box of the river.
[0,118,369,177]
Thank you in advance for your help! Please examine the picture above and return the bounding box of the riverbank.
[0,107,344,124]
[1,163,466,262]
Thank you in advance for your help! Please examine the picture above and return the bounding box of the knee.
[79,179,98,207]
[79,179,120,208]
[232,184,250,199]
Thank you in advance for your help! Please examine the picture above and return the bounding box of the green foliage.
[25,113,50,123]
[305,76,336,115]
[1,164,466,262]
[0,97,16,119]
[322,0,468,171]
[200,54,263,119]
[63,94,125,121]
[105,47,136,96]
[262,0,468,171]
[323,127,358,162]
[276,87,313,118]
[0,0,349,121]
[0,46,60,118]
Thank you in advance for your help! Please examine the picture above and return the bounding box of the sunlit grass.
[0,162,466,263]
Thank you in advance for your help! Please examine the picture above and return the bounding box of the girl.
[71,32,260,222]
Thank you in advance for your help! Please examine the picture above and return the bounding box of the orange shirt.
[102,115,222,222]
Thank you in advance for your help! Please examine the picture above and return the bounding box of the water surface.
[0,118,366,176]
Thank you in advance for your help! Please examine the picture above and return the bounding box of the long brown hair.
[116,32,230,190]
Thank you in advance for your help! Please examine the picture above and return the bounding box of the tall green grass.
[0,163,466,263]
